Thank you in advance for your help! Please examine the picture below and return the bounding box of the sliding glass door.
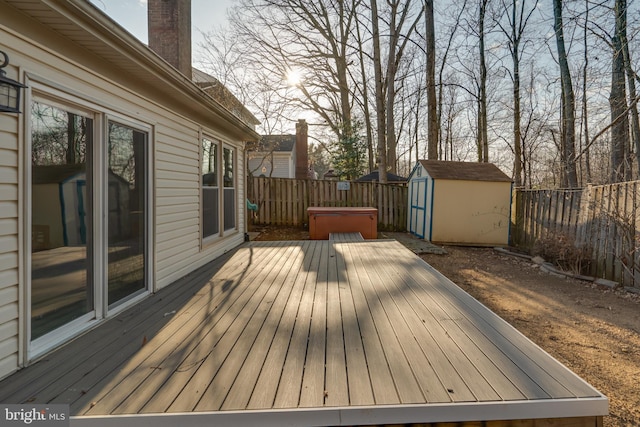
[30,99,150,353]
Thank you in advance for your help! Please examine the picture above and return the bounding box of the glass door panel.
[30,101,94,339]
[107,122,147,306]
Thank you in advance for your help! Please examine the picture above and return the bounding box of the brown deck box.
[307,207,378,240]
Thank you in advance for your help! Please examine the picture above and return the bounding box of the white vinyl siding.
[247,152,293,178]
[0,6,250,376]
[272,154,293,178]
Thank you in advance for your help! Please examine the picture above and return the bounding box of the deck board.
[246,241,318,409]
[325,241,349,406]
[0,239,606,426]
[83,241,287,415]
[346,241,426,404]
[395,245,600,399]
[298,241,328,408]
[271,242,322,409]
[355,241,480,402]
[335,241,375,406]
[0,248,240,403]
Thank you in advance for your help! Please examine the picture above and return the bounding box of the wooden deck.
[0,240,607,426]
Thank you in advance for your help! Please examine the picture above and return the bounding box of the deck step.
[329,232,364,242]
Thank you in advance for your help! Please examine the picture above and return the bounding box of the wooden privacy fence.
[513,181,640,289]
[247,177,408,231]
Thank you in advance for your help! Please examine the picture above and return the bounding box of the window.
[202,137,219,239]
[223,145,236,231]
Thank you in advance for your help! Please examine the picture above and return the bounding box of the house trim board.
[69,397,608,427]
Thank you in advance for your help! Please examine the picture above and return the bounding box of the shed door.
[409,178,427,239]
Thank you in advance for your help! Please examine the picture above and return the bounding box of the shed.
[408,160,512,245]
[32,164,130,250]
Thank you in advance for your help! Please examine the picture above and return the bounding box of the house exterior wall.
[0,6,248,379]
[431,180,511,245]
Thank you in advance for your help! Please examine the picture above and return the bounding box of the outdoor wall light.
[0,50,27,113]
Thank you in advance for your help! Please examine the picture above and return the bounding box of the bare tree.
[552,0,579,187]
[495,0,539,186]
[580,0,592,183]
[618,0,640,178]
[370,0,388,183]
[425,0,438,159]
[610,0,631,182]
[436,0,468,159]
[478,0,489,162]
[230,0,360,135]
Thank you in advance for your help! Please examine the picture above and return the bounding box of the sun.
[285,68,302,87]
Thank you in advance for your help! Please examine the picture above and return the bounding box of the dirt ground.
[252,226,640,426]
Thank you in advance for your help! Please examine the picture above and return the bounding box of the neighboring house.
[0,0,258,379]
[247,134,296,178]
[356,170,407,184]
[248,119,310,179]
[408,160,513,246]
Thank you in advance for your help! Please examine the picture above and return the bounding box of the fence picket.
[513,182,640,290]
[247,177,407,231]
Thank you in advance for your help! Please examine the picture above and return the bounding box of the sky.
[88,0,234,57]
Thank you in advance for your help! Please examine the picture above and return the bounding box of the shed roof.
[32,164,84,185]
[418,160,512,182]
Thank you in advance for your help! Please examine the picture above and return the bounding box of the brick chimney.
[295,119,309,179]
[148,0,192,79]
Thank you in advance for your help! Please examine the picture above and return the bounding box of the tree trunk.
[610,35,629,182]
[581,0,591,183]
[66,112,77,164]
[479,0,489,162]
[553,0,578,187]
[371,0,387,183]
[386,1,399,173]
[425,0,438,159]
[354,12,375,172]
[437,0,466,161]
[512,11,522,186]
[610,0,630,183]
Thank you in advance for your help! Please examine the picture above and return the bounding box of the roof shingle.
[418,160,512,182]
